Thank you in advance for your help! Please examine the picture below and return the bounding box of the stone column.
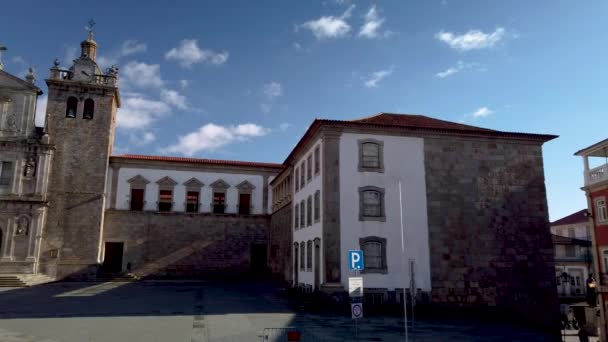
[1,217,14,261]
[26,209,44,262]
[321,129,342,284]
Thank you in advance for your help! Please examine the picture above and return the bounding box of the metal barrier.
[260,327,321,342]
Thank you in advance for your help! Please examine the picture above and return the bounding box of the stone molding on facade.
[127,174,150,188]
[183,177,204,189]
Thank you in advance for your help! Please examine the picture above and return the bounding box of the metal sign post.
[349,250,364,341]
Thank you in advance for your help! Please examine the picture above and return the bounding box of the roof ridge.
[112,154,284,168]
[0,69,42,92]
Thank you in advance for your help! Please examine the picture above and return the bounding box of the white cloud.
[302,5,355,39]
[364,68,393,88]
[116,96,171,129]
[278,122,291,131]
[129,131,156,146]
[165,39,229,67]
[180,79,189,89]
[472,107,493,118]
[263,81,283,99]
[435,61,478,78]
[35,94,47,127]
[98,40,147,70]
[120,40,147,56]
[122,61,163,88]
[161,88,187,109]
[359,5,389,39]
[260,103,272,114]
[162,123,270,156]
[435,28,506,51]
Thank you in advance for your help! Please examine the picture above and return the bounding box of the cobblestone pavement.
[0,281,583,342]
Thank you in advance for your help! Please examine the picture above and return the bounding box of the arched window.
[66,96,78,118]
[83,98,94,119]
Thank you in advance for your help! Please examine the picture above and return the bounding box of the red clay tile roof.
[111,154,284,170]
[350,113,496,132]
[283,113,558,164]
[551,209,589,226]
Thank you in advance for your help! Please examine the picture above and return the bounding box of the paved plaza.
[0,281,591,341]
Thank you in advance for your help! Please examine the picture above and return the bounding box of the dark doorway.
[130,189,144,211]
[103,242,124,273]
[239,193,251,215]
[251,243,267,274]
[314,239,320,290]
[294,244,299,285]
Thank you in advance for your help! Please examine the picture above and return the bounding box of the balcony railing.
[49,68,117,86]
[586,163,608,186]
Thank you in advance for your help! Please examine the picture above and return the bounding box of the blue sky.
[1,0,607,221]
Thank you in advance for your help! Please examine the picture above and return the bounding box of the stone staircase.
[0,274,55,287]
[0,276,26,287]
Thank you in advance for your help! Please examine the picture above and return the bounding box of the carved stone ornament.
[15,216,30,235]
[23,156,36,177]
[6,113,17,132]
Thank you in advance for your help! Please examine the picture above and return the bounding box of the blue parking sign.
[348,250,364,271]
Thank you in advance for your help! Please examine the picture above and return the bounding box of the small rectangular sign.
[348,250,364,271]
[349,276,363,297]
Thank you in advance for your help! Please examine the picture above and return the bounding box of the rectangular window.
[300,200,305,228]
[596,198,608,224]
[359,237,387,273]
[186,191,199,213]
[300,242,305,270]
[307,196,312,226]
[300,161,305,188]
[239,193,251,215]
[307,240,312,271]
[213,192,226,214]
[294,203,299,230]
[603,250,608,273]
[130,188,144,211]
[565,245,576,258]
[307,154,312,181]
[158,190,173,212]
[314,146,320,175]
[295,167,299,192]
[314,190,320,222]
[358,140,384,172]
[363,191,382,217]
[0,161,13,186]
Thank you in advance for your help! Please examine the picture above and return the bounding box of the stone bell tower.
[39,25,121,280]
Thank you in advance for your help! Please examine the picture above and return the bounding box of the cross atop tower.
[85,19,96,41]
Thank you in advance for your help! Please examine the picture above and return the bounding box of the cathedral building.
[0,32,560,329]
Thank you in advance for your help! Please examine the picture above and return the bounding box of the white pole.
[399,181,409,342]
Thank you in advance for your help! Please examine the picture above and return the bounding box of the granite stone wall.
[268,203,292,284]
[423,136,559,330]
[102,210,270,277]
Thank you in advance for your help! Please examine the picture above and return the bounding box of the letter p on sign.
[349,250,364,271]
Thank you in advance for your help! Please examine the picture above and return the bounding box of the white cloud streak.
[98,40,147,70]
[263,81,283,99]
[302,5,355,39]
[165,39,228,67]
[435,28,506,51]
[435,61,478,78]
[364,68,393,88]
[116,96,171,129]
[162,123,270,156]
[359,5,388,39]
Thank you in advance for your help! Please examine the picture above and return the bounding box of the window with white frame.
[0,161,13,187]
[300,200,305,228]
[294,203,299,229]
[295,167,299,192]
[314,146,320,175]
[300,242,305,270]
[307,154,312,182]
[596,198,608,224]
[307,196,312,226]
[306,240,312,271]
[603,250,608,273]
[300,161,305,188]
[314,190,320,222]
[358,186,385,221]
